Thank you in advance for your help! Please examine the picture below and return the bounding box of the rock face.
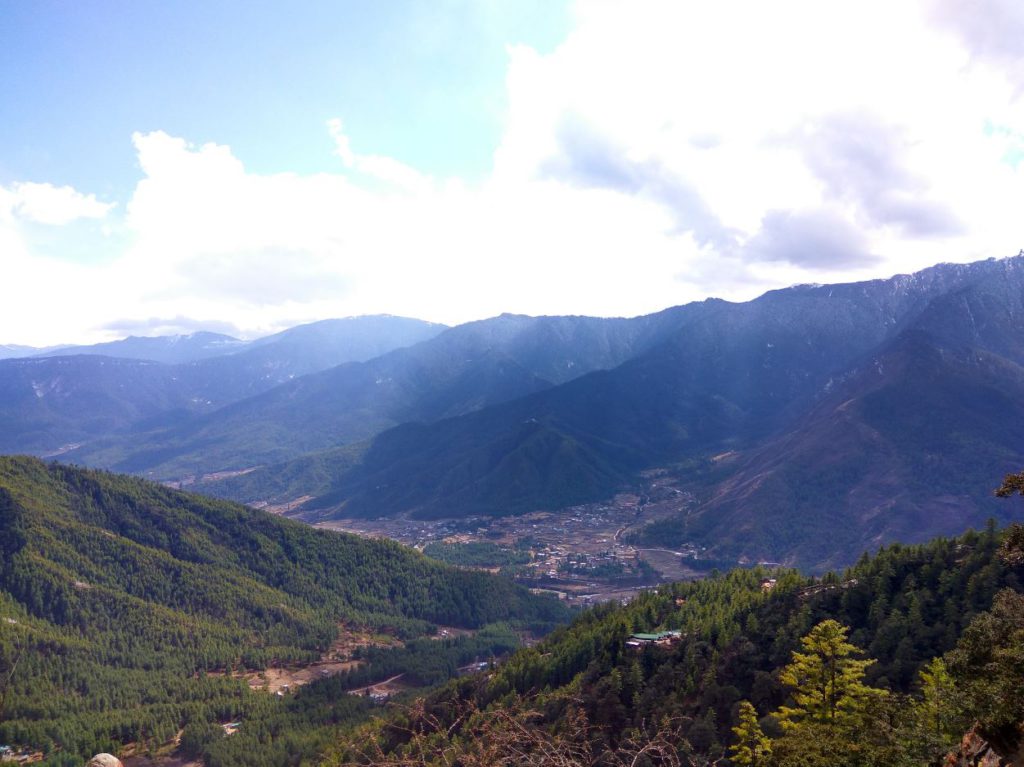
[86,754,124,767]
[944,726,1022,767]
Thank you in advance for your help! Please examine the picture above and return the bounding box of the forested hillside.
[0,458,567,764]
[327,520,1024,766]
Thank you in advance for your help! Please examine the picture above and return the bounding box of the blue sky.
[2,0,1024,345]
[1,1,568,196]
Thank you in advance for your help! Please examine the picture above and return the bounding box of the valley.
[317,470,707,605]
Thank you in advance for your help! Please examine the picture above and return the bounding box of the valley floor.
[316,472,711,604]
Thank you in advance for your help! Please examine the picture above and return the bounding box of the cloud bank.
[3,0,1023,345]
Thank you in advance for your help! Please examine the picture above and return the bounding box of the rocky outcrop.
[86,754,124,767]
[944,725,1023,767]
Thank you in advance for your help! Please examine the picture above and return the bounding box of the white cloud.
[327,119,432,194]
[0,181,114,225]
[499,0,1023,274]
[4,0,1024,346]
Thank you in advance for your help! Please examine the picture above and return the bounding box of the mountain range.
[5,256,1024,567]
[0,315,442,456]
[206,256,1024,567]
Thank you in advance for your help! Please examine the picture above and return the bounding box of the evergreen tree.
[729,701,771,766]
[915,657,959,742]
[775,620,884,730]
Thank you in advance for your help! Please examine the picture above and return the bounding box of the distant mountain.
[674,331,1024,568]
[205,256,1024,568]
[664,262,1024,566]
[0,343,48,360]
[38,330,248,364]
[65,312,688,479]
[0,356,209,455]
[31,315,443,369]
[0,315,445,459]
[158,314,448,406]
[244,315,447,369]
[0,343,73,360]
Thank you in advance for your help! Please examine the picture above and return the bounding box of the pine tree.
[729,700,771,766]
[904,657,963,762]
[916,657,957,740]
[776,619,884,730]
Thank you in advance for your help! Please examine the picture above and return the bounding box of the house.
[626,630,682,648]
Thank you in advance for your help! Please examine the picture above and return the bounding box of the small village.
[318,471,714,604]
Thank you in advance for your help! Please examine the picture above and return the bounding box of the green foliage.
[903,657,966,762]
[0,457,569,764]
[178,721,224,759]
[730,701,771,766]
[998,522,1024,567]
[330,523,1024,766]
[995,472,1024,497]
[343,623,520,688]
[775,620,884,730]
[422,542,531,568]
[945,588,1024,733]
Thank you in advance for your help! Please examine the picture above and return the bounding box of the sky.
[2,0,1023,346]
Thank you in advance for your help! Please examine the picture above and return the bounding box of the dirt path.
[345,673,406,696]
[253,659,364,693]
[201,624,404,694]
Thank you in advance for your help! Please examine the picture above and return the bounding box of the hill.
[0,344,53,361]
[0,356,211,455]
[0,457,567,763]
[637,330,1024,568]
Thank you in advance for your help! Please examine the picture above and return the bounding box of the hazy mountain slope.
[0,343,50,360]
[220,314,446,378]
[674,332,1024,568]
[29,316,441,368]
[69,312,688,479]
[207,256,1024,569]
[37,330,247,364]
[0,316,444,459]
[0,356,211,454]
[66,259,1021,483]
[647,263,1024,567]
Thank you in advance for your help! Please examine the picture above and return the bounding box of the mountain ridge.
[202,255,1024,568]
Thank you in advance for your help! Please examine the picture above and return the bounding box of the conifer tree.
[776,619,884,730]
[729,700,771,766]
[915,657,958,740]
